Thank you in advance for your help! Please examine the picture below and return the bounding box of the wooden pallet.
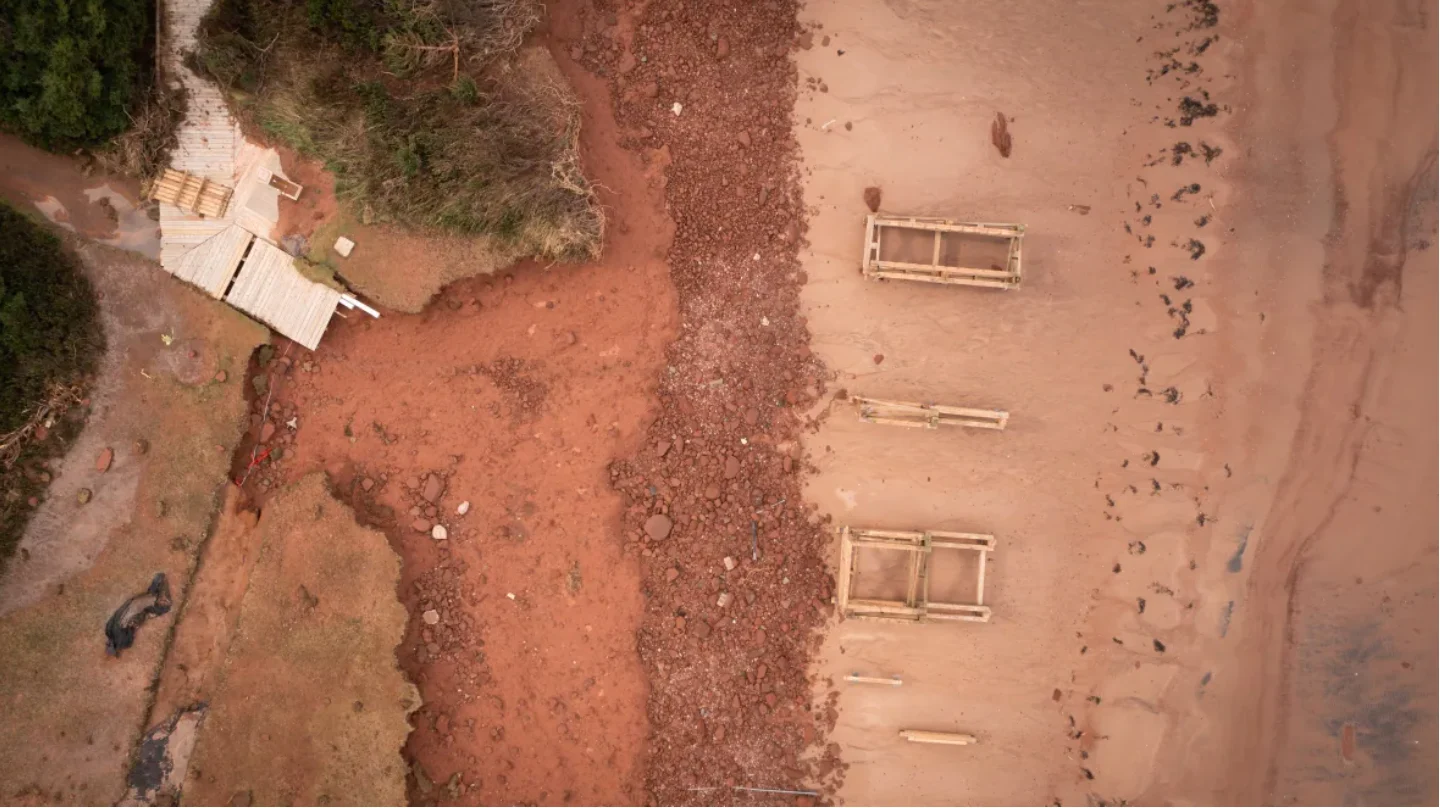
[862,214,1024,289]
[854,396,1009,430]
[837,527,994,624]
[147,168,233,218]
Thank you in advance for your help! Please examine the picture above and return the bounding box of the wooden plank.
[875,217,1024,238]
[874,260,1017,280]
[836,526,855,614]
[904,548,922,608]
[900,730,977,746]
[845,598,925,616]
[866,270,1016,290]
[975,550,988,605]
[845,674,902,686]
[930,230,942,268]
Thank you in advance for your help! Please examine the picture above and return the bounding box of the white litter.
[334,236,355,258]
[671,102,683,116]
[457,500,470,515]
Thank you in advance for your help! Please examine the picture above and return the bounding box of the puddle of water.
[0,133,160,258]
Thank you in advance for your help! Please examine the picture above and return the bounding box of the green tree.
[0,203,103,434]
[0,0,153,148]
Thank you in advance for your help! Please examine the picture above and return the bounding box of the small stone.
[95,448,113,472]
[422,609,440,625]
[411,519,431,533]
[432,524,449,540]
[717,592,733,608]
[873,353,885,365]
[743,407,759,426]
[645,514,673,540]
[737,131,751,147]
[77,488,92,505]
[422,474,444,503]
[716,37,729,57]
[361,477,375,491]
[723,556,736,571]
[724,456,741,479]
[133,438,149,455]
[406,476,420,490]
[457,500,470,515]
[213,370,227,383]
[655,440,671,457]
[705,484,721,500]
[665,567,680,582]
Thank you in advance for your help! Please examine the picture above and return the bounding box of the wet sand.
[794,0,1435,804]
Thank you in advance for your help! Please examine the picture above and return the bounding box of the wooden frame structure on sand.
[862,215,1024,289]
[837,527,994,624]
[854,396,1009,430]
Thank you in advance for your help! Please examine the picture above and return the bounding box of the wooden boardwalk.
[153,0,356,349]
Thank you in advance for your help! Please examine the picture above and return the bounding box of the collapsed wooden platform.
[854,396,1009,430]
[862,215,1024,289]
[837,527,995,624]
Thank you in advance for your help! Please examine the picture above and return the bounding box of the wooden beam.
[900,730,977,746]
[874,218,1024,238]
[845,674,902,686]
[874,260,1017,280]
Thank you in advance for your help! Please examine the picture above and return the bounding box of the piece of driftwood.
[837,527,995,624]
[862,214,1024,288]
[900,730,978,746]
[845,673,903,686]
[854,396,1009,430]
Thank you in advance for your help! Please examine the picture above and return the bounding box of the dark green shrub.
[0,0,154,149]
[0,204,103,434]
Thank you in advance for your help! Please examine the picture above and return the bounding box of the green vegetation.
[0,203,105,565]
[0,0,153,148]
[194,0,603,260]
[0,0,182,177]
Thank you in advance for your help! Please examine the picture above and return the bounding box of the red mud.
[233,11,679,802]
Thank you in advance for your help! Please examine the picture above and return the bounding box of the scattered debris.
[105,573,173,657]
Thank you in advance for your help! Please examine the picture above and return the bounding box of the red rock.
[737,131,751,147]
[665,567,680,582]
[95,448,113,472]
[214,370,228,383]
[743,407,759,425]
[259,422,275,443]
[361,477,375,491]
[644,514,673,540]
[705,484,721,500]
[422,474,444,502]
[873,353,885,364]
[411,519,431,533]
[716,37,729,58]
[655,440,671,457]
[724,456,741,478]
[641,81,659,99]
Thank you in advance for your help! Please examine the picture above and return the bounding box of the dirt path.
[794,0,1434,804]
[0,225,265,802]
